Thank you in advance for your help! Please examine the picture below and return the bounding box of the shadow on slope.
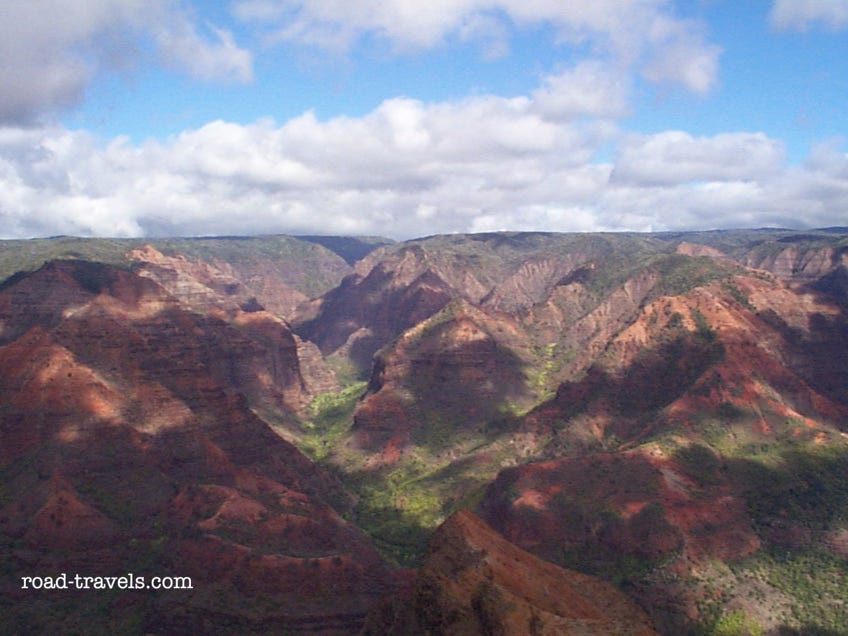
[295,266,457,376]
[478,437,848,635]
[296,235,394,266]
[353,321,530,455]
[530,329,725,448]
[756,306,848,409]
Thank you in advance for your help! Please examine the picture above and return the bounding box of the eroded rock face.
[476,269,848,632]
[130,246,339,409]
[351,300,534,459]
[293,256,461,374]
[315,233,848,631]
[524,272,848,446]
[0,260,397,634]
[364,509,658,635]
[292,234,621,376]
[742,244,846,283]
[482,254,592,313]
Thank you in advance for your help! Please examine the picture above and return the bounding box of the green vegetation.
[296,373,523,566]
[661,228,848,266]
[178,230,848,623]
[722,281,754,309]
[404,298,467,346]
[296,235,394,265]
[691,308,717,343]
[636,426,848,634]
[349,459,444,566]
[653,254,740,297]
[340,440,515,566]
[675,443,722,487]
[734,444,848,531]
[705,609,763,636]
[74,462,172,528]
[732,549,848,633]
[526,341,564,401]
[5,228,848,633]
[382,231,676,302]
[323,351,365,385]
[686,440,848,633]
[561,541,660,587]
[296,382,447,565]
[667,311,685,329]
[153,235,350,298]
[0,236,136,284]
[298,382,366,460]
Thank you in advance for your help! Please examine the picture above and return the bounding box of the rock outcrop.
[364,509,658,635]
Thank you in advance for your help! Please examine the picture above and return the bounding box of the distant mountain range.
[1,228,847,634]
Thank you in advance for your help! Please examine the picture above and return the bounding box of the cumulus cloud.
[0,73,615,238]
[0,0,252,124]
[601,134,848,232]
[532,62,631,120]
[1,74,846,239]
[611,131,786,185]
[233,0,721,93]
[770,0,848,30]
[639,15,719,94]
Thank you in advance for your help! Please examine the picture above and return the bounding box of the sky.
[0,0,847,239]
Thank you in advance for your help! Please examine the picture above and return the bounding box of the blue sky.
[0,0,846,238]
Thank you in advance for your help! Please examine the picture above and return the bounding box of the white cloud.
[233,0,721,93]
[532,62,631,120]
[0,0,252,124]
[1,80,845,240]
[600,135,848,232]
[153,16,254,83]
[770,0,848,30]
[611,131,786,185]
[640,15,720,94]
[0,73,614,238]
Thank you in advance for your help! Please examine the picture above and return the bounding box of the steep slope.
[293,245,469,375]
[480,268,848,633]
[352,299,535,458]
[521,270,848,447]
[363,509,657,635]
[293,229,848,634]
[299,240,744,563]
[128,245,338,407]
[149,235,356,316]
[292,232,669,377]
[0,260,401,634]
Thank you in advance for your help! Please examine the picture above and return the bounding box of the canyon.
[1,228,847,634]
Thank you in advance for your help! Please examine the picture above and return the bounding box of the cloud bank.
[1,72,845,239]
